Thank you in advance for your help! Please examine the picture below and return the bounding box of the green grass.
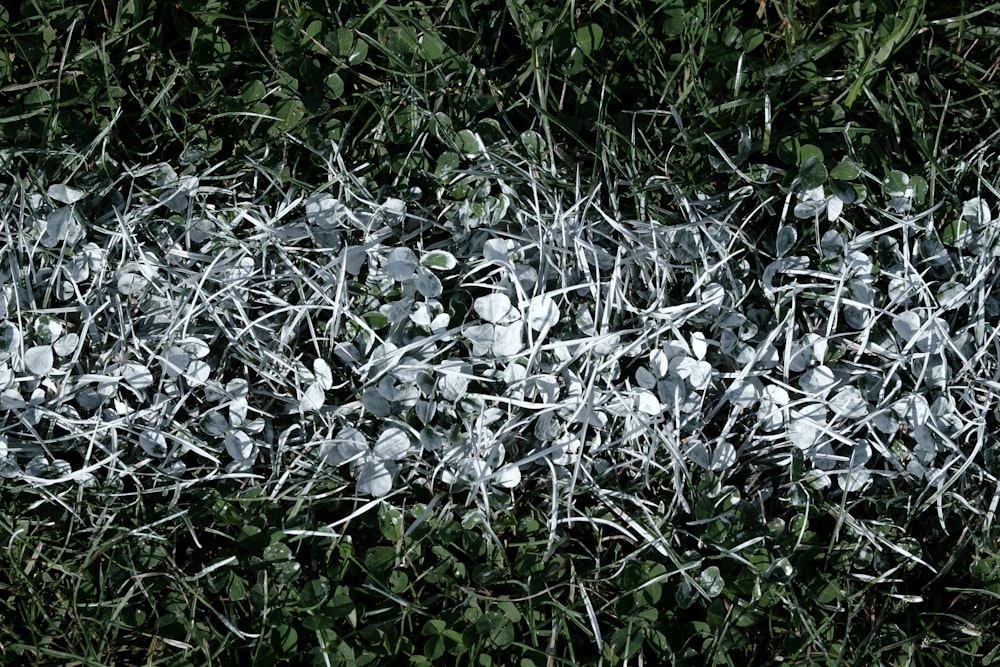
[3,0,1000,665]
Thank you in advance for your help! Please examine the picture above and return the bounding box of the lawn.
[2,0,1000,665]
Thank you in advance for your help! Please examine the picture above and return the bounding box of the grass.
[3,0,1000,665]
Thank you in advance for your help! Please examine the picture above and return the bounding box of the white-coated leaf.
[701,282,726,306]
[758,384,790,430]
[827,195,844,222]
[675,357,713,390]
[526,294,559,331]
[430,313,450,333]
[373,427,411,460]
[961,196,992,230]
[162,346,189,377]
[794,198,827,219]
[924,354,949,390]
[53,333,78,357]
[383,296,414,324]
[492,323,523,357]
[48,183,86,204]
[0,322,22,363]
[139,430,168,457]
[23,346,53,376]
[229,396,248,426]
[304,193,348,227]
[457,458,490,485]
[41,207,83,247]
[185,360,211,386]
[25,456,71,479]
[634,366,657,389]
[413,266,442,298]
[893,394,929,427]
[314,358,333,390]
[483,238,515,261]
[437,362,471,402]
[202,412,229,437]
[513,263,537,291]
[690,332,708,360]
[838,466,871,492]
[409,303,434,327]
[34,316,63,343]
[180,337,210,359]
[789,412,824,450]
[892,310,921,342]
[356,459,393,497]
[711,441,736,471]
[474,293,514,323]
[529,374,560,404]
[807,440,840,469]
[121,363,153,389]
[634,388,661,415]
[379,197,406,224]
[1,389,25,410]
[830,386,867,419]
[872,411,898,435]
[787,333,827,372]
[225,430,257,462]
[299,382,325,412]
[465,322,522,357]
[321,427,368,466]
[75,382,114,409]
[850,440,872,467]
[463,324,493,357]
[384,247,418,282]
[344,246,367,275]
[686,440,711,469]
[799,365,837,396]
[776,224,797,256]
[493,463,521,489]
[117,272,148,296]
[727,377,762,408]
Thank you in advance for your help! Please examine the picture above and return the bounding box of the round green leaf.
[263,541,292,563]
[241,79,266,103]
[271,20,297,54]
[419,31,447,61]
[272,624,298,654]
[324,73,344,100]
[830,158,860,180]
[435,151,460,176]
[798,143,824,166]
[274,98,305,130]
[364,546,397,572]
[519,130,545,157]
[455,129,483,157]
[798,157,827,191]
[575,23,604,56]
